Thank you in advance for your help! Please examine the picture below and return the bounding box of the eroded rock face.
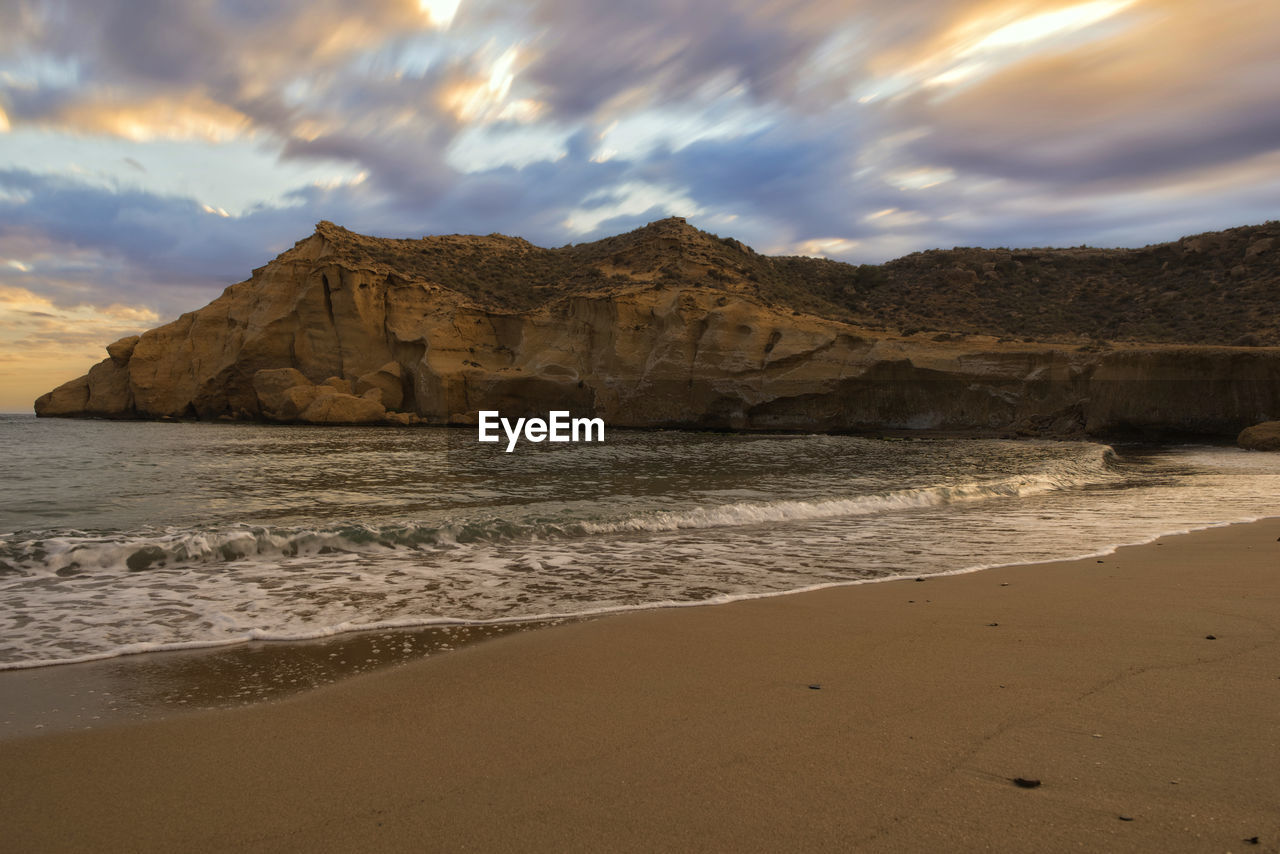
[1238,422,1280,451]
[1087,350,1280,437]
[35,360,132,418]
[33,221,1280,437]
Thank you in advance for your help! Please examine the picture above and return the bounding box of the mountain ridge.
[294,215,1278,346]
[34,217,1280,438]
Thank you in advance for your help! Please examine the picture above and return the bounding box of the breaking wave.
[2,453,1118,578]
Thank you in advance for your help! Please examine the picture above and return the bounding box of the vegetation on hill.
[312,217,1279,346]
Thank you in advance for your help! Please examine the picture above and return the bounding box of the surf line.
[478,410,605,452]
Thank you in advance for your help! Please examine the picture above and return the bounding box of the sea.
[2,413,1279,672]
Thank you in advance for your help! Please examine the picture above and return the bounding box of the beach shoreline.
[0,510,1258,739]
[3,518,1279,852]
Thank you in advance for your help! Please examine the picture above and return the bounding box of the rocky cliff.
[34,218,1280,438]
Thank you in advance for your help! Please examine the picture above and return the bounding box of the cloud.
[518,0,837,120]
[0,283,161,410]
[0,0,1276,349]
[0,169,307,299]
[887,1,1280,188]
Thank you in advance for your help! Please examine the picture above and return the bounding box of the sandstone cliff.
[34,218,1280,438]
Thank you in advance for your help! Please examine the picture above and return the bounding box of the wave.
[0,449,1118,578]
[578,470,1101,534]
[7,443,1279,674]
[4,514,1267,673]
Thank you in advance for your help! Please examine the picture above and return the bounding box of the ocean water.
[1,414,1279,670]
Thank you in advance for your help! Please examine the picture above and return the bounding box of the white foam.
[576,473,1089,535]
[4,442,1278,671]
[2,513,1271,672]
[4,475,1103,578]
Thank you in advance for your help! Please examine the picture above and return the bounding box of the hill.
[34,217,1280,438]
[313,217,1280,345]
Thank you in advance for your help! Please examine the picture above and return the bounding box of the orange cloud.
[0,286,160,411]
[907,0,1278,141]
[439,46,547,125]
[41,95,253,143]
[863,0,1141,101]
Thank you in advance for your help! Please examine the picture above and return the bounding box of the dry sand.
[3,519,1279,853]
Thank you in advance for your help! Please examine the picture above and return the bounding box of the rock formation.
[1238,422,1280,451]
[34,218,1280,437]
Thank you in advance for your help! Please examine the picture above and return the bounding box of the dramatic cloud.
[1,0,1278,408]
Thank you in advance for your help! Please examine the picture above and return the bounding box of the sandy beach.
[3,519,1279,853]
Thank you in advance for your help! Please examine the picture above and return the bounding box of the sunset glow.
[971,1,1135,51]
[419,0,462,29]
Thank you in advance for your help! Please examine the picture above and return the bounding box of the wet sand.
[3,519,1279,852]
[0,620,569,738]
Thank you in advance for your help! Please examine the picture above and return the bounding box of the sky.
[1,0,1278,410]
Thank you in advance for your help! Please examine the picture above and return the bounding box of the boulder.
[1238,421,1280,451]
[355,362,404,411]
[253,368,320,421]
[253,367,388,423]
[106,335,140,365]
[383,411,416,426]
[253,368,310,398]
[323,376,354,395]
[299,392,387,424]
[34,375,90,417]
